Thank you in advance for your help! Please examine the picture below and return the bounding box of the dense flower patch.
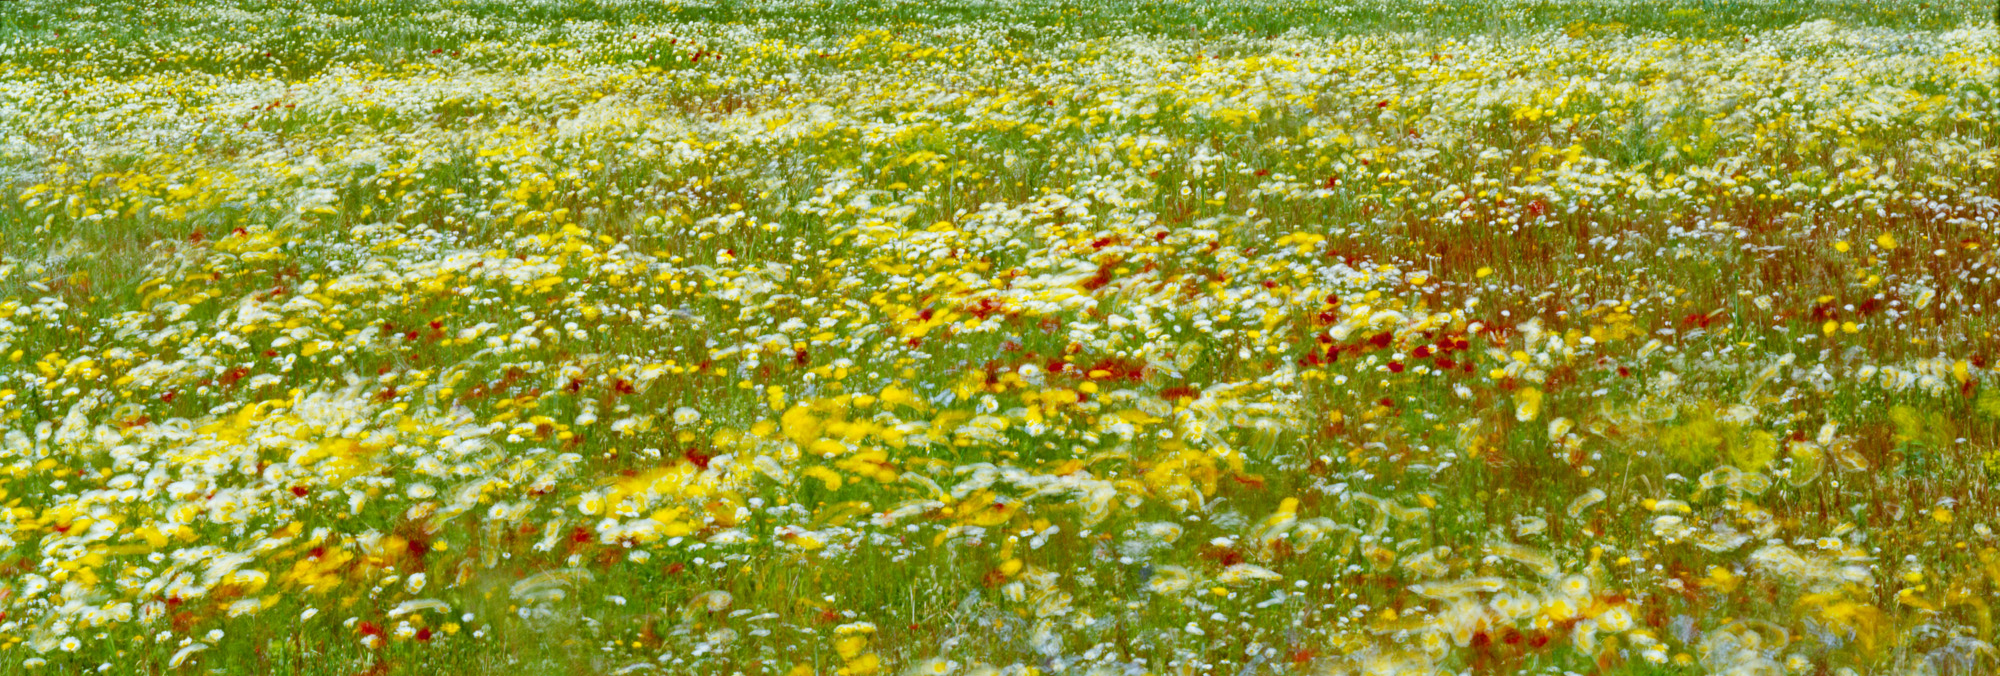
[2,0,1999,673]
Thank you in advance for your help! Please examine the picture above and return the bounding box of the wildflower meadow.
[2,0,2000,674]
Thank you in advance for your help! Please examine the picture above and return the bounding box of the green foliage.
[1977,386,2000,419]
[1655,404,1777,472]
[1889,404,1954,449]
